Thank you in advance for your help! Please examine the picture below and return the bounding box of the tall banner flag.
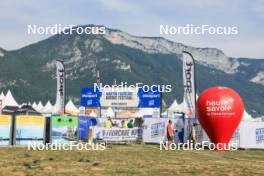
[55,60,65,114]
[182,51,196,119]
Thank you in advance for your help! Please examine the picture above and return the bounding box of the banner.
[51,115,78,144]
[81,87,101,107]
[138,87,161,108]
[93,127,143,141]
[15,115,45,145]
[81,87,161,108]
[182,51,196,119]
[101,87,139,108]
[78,117,97,141]
[55,60,65,114]
[0,115,12,145]
[239,121,264,149]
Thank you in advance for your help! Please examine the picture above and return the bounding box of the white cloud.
[96,0,144,14]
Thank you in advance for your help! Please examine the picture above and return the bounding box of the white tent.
[32,102,37,110]
[104,107,115,117]
[167,100,179,111]
[2,90,19,107]
[167,100,185,113]
[0,92,5,100]
[131,108,154,118]
[89,110,98,117]
[51,104,58,114]
[36,101,44,112]
[242,110,262,122]
[41,101,53,114]
[66,100,79,115]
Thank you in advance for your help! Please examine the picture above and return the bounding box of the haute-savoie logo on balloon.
[205,98,235,116]
[197,87,244,150]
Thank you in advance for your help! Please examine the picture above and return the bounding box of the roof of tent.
[36,101,44,112]
[167,100,185,113]
[32,102,37,110]
[104,107,115,117]
[0,92,5,100]
[16,105,41,115]
[89,110,98,117]
[116,110,136,119]
[131,108,154,118]
[242,110,255,121]
[66,100,79,113]
[2,90,19,107]
[41,101,53,114]
[167,100,179,111]
[2,106,19,114]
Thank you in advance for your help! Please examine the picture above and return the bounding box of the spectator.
[120,120,127,128]
[104,117,113,128]
[191,123,198,145]
[127,119,134,128]
[166,120,174,148]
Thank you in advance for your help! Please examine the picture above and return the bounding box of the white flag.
[182,51,196,119]
[55,60,65,114]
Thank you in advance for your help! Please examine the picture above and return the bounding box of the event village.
[0,53,264,149]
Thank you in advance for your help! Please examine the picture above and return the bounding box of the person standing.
[166,120,174,148]
[191,123,197,145]
[127,119,134,128]
[120,120,127,128]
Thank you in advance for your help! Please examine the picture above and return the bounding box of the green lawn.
[0,144,264,176]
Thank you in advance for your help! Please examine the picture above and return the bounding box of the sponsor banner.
[101,87,139,108]
[142,118,166,143]
[143,115,185,143]
[81,87,161,108]
[81,87,101,107]
[182,51,196,119]
[51,115,78,144]
[239,121,264,149]
[15,115,45,145]
[55,60,65,114]
[0,115,12,145]
[137,87,161,108]
[78,117,97,141]
[93,127,143,141]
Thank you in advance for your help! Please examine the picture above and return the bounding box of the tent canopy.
[41,101,53,114]
[131,108,154,118]
[2,90,19,107]
[65,100,79,115]
[167,100,179,111]
[2,106,19,114]
[36,101,44,112]
[89,110,98,117]
[104,107,115,117]
[16,105,41,115]
[0,92,5,100]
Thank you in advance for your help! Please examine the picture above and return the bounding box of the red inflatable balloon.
[196,87,244,150]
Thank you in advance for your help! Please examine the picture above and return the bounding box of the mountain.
[0,25,263,117]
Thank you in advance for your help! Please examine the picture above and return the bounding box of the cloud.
[96,0,144,14]
[0,0,263,58]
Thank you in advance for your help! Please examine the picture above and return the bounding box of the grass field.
[0,144,264,176]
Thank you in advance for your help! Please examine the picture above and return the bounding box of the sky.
[0,0,263,58]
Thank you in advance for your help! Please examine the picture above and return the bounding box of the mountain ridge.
[0,25,263,117]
